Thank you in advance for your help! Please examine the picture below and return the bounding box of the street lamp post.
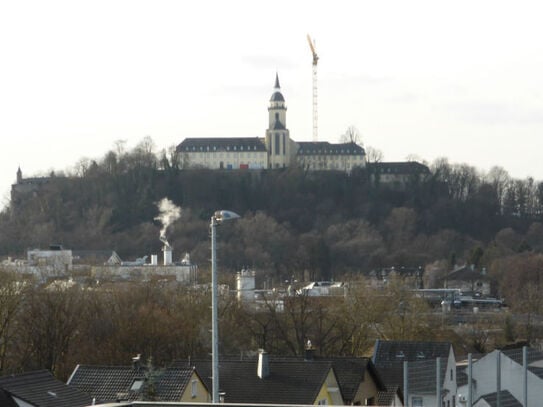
[210,210,239,403]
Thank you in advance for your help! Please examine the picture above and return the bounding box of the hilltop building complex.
[176,74,366,172]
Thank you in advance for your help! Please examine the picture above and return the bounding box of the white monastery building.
[176,74,366,172]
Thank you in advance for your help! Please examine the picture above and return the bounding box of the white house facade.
[465,347,543,406]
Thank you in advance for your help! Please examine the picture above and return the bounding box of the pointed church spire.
[274,72,280,89]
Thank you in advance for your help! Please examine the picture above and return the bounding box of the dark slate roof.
[456,366,468,387]
[0,370,92,407]
[377,386,403,406]
[366,161,431,174]
[476,390,522,407]
[67,364,197,403]
[270,73,284,102]
[176,137,267,153]
[322,357,386,402]
[174,358,334,404]
[296,141,365,156]
[372,339,452,366]
[372,340,453,395]
[445,266,491,282]
[270,91,285,102]
[274,73,281,89]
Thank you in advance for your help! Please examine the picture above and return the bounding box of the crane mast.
[307,34,319,142]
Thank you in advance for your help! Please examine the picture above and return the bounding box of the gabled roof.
[0,370,92,407]
[372,340,453,394]
[373,339,452,366]
[476,389,522,407]
[67,364,199,403]
[174,358,335,404]
[445,265,490,282]
[322,357,386,402]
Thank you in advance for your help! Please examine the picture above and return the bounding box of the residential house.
[463,346,543,406]
[322,357,387,405]
[472,390,522,407]
[0,369,92,407]
[366,161,430,188]
[372,340,457,407]
[441,265,492,297]
[177,349,344,405]
[67,360,209,404]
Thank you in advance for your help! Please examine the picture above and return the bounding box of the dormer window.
[416,351,425,359]
[395,351,405,359]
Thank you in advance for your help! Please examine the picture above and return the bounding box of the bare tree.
[365,146,383,163]
[339,126,363,145]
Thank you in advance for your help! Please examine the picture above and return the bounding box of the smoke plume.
[155,198,182,244]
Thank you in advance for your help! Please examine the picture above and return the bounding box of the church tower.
[266,73,293,168]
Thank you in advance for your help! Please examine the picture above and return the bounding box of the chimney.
[132,353,141,370]
[163,244,172,265]
[257,349,269,379]
[304,339,315,361]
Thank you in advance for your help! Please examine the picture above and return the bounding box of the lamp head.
[214,210,240,224]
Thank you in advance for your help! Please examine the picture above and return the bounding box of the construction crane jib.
[307,34,319,142]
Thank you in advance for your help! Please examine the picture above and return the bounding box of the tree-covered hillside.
[2,138,543,288]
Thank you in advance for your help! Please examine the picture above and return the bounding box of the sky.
[1,0,543,207]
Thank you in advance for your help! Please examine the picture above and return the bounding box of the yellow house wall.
[314,369,343,405]
[180,371,211,402]
[353,370,379,405]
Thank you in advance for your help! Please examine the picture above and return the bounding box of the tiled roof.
[0,370,92,407]
[174,358,334,404]
[176,138,267,153]
[377,386,402,405]
[296,141,365,156]
[322,357,386,402]
[372,340,453,394]
[476,390,522,407]
[372,339,452,366]
[67,364,196,403]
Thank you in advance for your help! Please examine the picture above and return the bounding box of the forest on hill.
[1,138,543,377]
[1,137,543,300]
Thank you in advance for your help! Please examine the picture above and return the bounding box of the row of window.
[184,145,262,152]
[298,156,362,162]
[299,149,361,155]
[190,152,266,159]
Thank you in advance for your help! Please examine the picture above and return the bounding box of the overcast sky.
[1,0,542,207]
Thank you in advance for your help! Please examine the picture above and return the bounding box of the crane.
[307,34,319,142]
